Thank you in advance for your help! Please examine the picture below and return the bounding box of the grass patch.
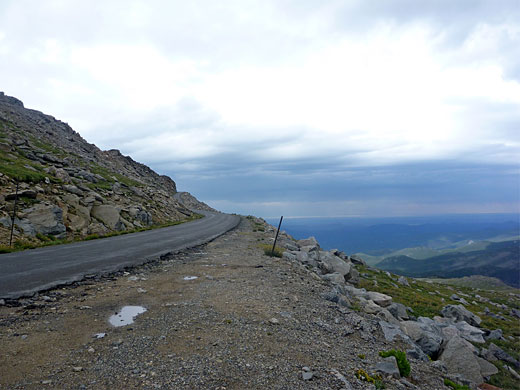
[443,378,470,390]
[259,243,283,258]
[355,369,385,389]
[379,349,410,377]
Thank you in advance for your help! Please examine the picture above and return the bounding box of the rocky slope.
[0,92,200,246]
[276,225,520,390]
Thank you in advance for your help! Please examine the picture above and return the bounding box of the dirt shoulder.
[0,217,445,389]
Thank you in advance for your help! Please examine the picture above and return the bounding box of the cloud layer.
[0,0,518,216]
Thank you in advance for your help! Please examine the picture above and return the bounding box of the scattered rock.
[441,304,481,327]
[440,335,483,385]
[374,356,400,378]
[397,276,410,287]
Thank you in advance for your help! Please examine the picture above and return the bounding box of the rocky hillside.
[271,221,520,389]
[0,92,199,246]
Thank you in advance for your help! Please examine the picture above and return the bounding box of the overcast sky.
[1,0,519,217]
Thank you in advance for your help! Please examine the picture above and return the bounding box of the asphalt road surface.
[0,211,240,299]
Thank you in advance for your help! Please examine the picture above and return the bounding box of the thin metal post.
[9,179,19,247]
[271,216,283,256]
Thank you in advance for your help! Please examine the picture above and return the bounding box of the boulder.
[400,320,443,358]
[484,329,503,341]
[488,343,520,367]
[379,321,408,342]
[63,184,83,195]
[440,335,483,385]
[398,276,410,287]
[90,205,124,230]
[366,291,392,307]
[455,321,485,343]
[321,272,345,284]
[346,266,359,285]
[295,251,318,268]
[297,236,319,248]
[22,204,66,237]
[441,304,481,327]
[67,213,89,232]
[387,302,409,320]
[477,357,499,378]
[54,168,71,183]
[349,254,366,265]
[282,241,299,251]
[374,356,400,379]
[282,252,297,262]
[318,251,352,279]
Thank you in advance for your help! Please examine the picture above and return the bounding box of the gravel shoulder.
[0,217,446,389]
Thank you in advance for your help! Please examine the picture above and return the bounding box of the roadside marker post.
[271,216,284,256]
[9,179,19,247]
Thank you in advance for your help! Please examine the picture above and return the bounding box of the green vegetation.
[259,243,283,258]
[443,378,470,390]
[247,215,265,232]
[89,164,143,188]
[379,349,410,377]
[357,265,520,387]
[355,369,385,389]
[0,152,47,182]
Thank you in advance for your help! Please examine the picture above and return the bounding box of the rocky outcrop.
[0,92,203,244]
[273,231,509,389]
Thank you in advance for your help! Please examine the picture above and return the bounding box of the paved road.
[0,211,240,299]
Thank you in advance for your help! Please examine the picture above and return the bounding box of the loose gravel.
[0,217,446,389]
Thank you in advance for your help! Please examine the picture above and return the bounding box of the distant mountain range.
[270,215,520,288]
[375,239,520,288]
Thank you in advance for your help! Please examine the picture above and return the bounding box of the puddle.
[109,306,147,327]
[183,276,198,280]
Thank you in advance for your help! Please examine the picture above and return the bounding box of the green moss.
[379,349,410,377]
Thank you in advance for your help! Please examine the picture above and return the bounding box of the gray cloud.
[1,0,518,217]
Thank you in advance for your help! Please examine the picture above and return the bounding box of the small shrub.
[355,369,385,389]
[259,244,283,258]
[358,353,366,359]
[379,349,410,377]
[443,378,470,390]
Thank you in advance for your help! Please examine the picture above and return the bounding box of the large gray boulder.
[455,321,485,343]
[297,236,319,248]
[374,356,400,379]
[295,251,318,268]
[22,204,66,238]
[441,304,481,327]
[318,251,352,279]
[440,335,483,385]
[387,302,409,320]
[366,291,392,307]
[477,357,499,378]
[400,320,443,358]
[91,205,124,231]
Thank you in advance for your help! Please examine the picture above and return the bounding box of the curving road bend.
[0,211,240,299]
